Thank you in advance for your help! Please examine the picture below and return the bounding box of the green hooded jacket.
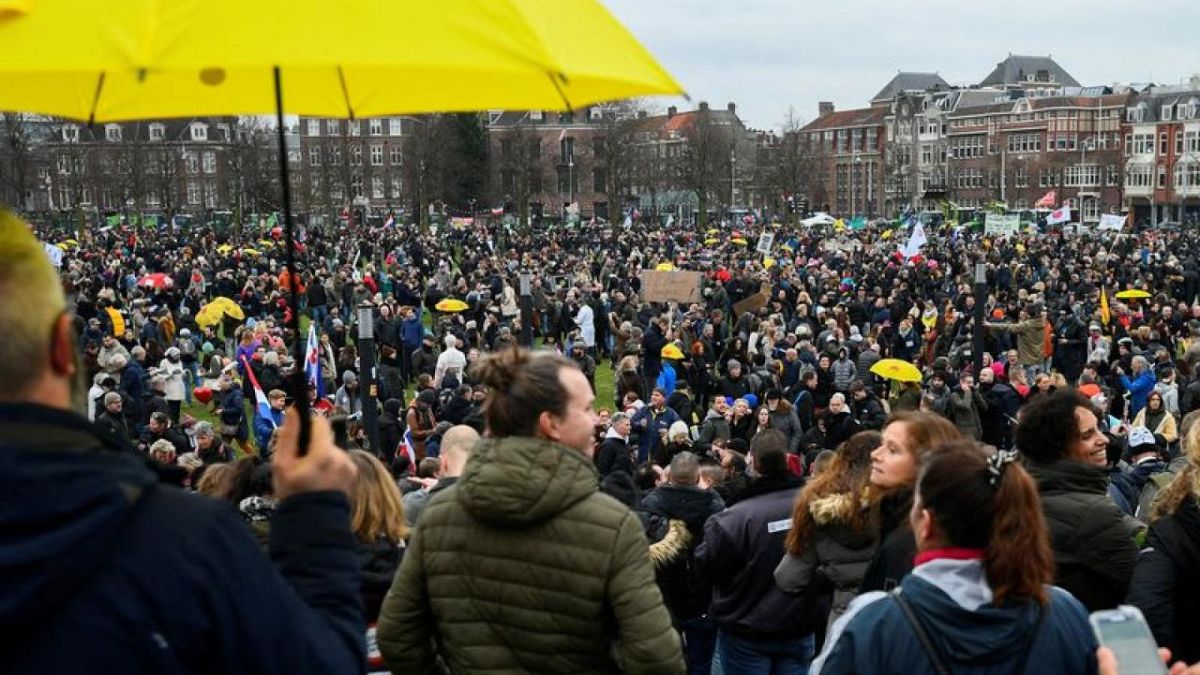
[377,436,684,674]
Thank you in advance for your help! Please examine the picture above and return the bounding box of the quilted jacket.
[376,436,684,674]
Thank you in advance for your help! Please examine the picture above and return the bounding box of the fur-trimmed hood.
[808,489,870,526]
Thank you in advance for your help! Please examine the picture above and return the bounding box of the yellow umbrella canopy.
[194,303,225,329]
[208,296,245,319]
[731,238,748,246]
[241,248,261,256]
[660,344,684,360]
[1114,289,1151,300]
[704,238,719,246]
[216,244,233,254]
[0,0,683,121]
[655,262,675,271]
[870,358,923,383]
[435,298,469,313]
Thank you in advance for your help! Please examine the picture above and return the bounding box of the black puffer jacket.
[1026,458,1140,611]
[639,485,725,621]
[858,488,916,594]
[1127,496,1200,664]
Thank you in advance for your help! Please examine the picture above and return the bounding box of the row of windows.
[304,174,404,200]
[307,144,403,167]
[67,122,226,143]
[305,118,405,137]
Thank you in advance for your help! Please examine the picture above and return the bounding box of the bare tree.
[673,108,734,226]
[224,118,279,231]
[492,116,545,232]
[0,113,35,210]
[766,107,821,222]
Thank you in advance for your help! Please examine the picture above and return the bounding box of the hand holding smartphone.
[1091,606,1167,675]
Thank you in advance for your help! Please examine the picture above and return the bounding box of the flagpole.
[274,65,311,456]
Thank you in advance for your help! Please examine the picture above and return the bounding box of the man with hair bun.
[378,347,684,674]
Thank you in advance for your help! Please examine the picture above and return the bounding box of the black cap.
[765,388,783,400]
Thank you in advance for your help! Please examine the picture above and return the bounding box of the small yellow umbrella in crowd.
[216,244,233,254]
[870,358,923,383]
[104,307,125,338]
[707,228,720,235]
[731,237,748,246]
[1115,289,1151,300]
[661,343,685,360]
[241,248,261,257]
[704,238,720,246]
[655,262,675,271]
[435,298,469,313]
[196,296,246,329]
[763,258,776,269]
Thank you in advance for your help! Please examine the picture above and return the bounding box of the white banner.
[985,214,1020,236]
[1098,213,1127,231]
[43,243,63,268]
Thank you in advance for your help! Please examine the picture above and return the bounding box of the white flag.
[1047,206,1072,225]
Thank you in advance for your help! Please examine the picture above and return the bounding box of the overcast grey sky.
[605,0,1198,131]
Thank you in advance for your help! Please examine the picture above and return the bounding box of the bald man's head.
[439,425,480,477]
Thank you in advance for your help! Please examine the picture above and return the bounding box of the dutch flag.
[398,428,417,467]
[240,356,275,428]
[383,214,395,229]
[305,323,324,398]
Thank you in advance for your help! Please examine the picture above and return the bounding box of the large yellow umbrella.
[208,296,245,320]
[0,0,681,451]
[870,358,923,383]
[435,298,469,313]
[194,303,225,330]
[1114,289,1151,300]
[0,1,683,121]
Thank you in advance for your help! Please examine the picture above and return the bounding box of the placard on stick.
[639,270,703,303]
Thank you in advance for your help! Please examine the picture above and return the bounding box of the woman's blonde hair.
[349,450,409,543]
[196,463,234,499]
[1151,421,1200,521]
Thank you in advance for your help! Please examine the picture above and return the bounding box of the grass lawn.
[183,357,620,444]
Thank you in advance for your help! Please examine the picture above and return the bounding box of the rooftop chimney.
[727,102,737,114]
[667,105,677,118]
[698,101,709,112]
[818,102,834,118]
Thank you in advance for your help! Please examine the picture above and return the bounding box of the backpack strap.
[891,589,951,675]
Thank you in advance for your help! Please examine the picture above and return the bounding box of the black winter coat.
[639,485,725,621]
[1127,496,1200,664]
[1027,459,1140,611]
[594,434,633,478]
[858,488,916,594]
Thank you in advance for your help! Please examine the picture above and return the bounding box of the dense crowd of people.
[7,205,1200,673]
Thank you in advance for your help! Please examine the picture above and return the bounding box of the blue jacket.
[254,407,285,452]
[630,404,681,465]
[400,315,424,349]
[0,404,365,675]
[814,558,1098,675]
[1121,371,1156,417]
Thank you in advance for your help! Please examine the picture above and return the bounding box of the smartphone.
[1090,606,1167,675]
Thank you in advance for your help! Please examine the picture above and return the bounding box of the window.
[217,124,230,142]
[560,137,575,163]
[327,119,339,135]
[62,125,79,143]
[149,123,165,141]
[187,181,201,204]
[1158,164,1167,188]
[1007,132,1041,153]
[371,176,384,199]
[190,123,208,141]
[1162,105,1173,121]
[866,128,878,149]
[348,120,360,136]
[1082,198,1101,221]
[390,145,402,165]
[204,182,218,208]
[1039,170,1058,188]
[593,167,607,192]
[530,110,543,121]
[105,124,122,142]
[370,144,383,166]
[1186,131,1200,154]
[184,151,199,174]
[589,107,603,121]
[308,146,321,167]
[369,118,383,136]
[350,145,362,166]
[1064,164,1100,187]
[1126,165,1152,187]
[350,175,363,198]
[1178,132,1185,156]
[1131,133,1155,155]
[1106,165,1120,186]
[56,155,69,174]
[331,146,342,165]
[1015,167,1029,188]
[1050,133,1077,151]
[202,151,217,174]
[1160,132,1168,155]
[390,178,401,198]
[307,119,321,136]
[389,118,403,136]
[836,130,848,153]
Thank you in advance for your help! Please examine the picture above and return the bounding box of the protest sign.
[639,270,703,303]
[985,214,1020,236]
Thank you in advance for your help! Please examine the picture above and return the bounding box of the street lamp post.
[356,302,380,455]
[972,263,987,378]
[730,147,737,210]
[518,272,533,347]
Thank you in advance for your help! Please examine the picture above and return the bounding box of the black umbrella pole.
[275,66,311,456]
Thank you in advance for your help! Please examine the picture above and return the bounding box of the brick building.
[801,102,887,216]
[1122,81,1200,225]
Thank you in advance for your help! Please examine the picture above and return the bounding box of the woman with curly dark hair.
[775,430,881,627]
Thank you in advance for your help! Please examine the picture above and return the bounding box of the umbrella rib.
[337,66,355,121]
[547,69,573,112]
[87,71,106,126]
